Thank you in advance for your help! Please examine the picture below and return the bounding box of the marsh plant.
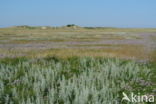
[0,57,154,104]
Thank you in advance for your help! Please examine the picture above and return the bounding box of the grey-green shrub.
[0,57,152,104]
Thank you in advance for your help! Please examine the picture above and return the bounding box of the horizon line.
[0,25,156,29]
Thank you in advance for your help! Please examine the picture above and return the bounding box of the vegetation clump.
[0,57,155,104]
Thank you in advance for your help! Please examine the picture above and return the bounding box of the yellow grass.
[0,27,155,61]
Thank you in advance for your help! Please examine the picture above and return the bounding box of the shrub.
[0,57,154,104]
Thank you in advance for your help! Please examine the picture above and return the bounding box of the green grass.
[0,57,155,104]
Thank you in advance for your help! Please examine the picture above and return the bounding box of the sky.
[0,0,156,28]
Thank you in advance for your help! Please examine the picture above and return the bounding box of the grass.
[0,57,155,104]
[0,45,150,61]
[0,27,155,60]
[0,27,156,103]
[0,27,155,43]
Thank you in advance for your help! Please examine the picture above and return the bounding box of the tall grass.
[0,57,154,104]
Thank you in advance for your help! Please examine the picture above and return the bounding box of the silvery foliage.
[0,57,150,104]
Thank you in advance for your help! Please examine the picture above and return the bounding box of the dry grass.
[0,45,149,61]
[34,45,148,60]
[0,27,155,61]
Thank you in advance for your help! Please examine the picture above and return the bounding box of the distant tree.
[66,24,76,27]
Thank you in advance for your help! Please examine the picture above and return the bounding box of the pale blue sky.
[0,0,156,27]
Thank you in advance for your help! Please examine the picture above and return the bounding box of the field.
[0,26,156,103]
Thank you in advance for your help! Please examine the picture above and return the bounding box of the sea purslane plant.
[0,57,152,104]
